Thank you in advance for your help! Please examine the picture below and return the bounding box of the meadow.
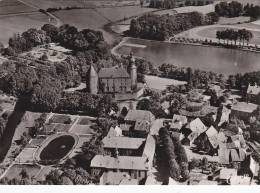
[0,0,36,15]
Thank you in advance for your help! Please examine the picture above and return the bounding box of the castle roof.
[98,66,130,79]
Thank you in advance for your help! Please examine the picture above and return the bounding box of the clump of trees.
[215,1,260,19]
[128,12,217,41]
[216,28,253,46]
[158,63,225,89]
[158,127,189,182]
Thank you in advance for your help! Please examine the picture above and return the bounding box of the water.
[117,38,260,75]
[39,135,75,161]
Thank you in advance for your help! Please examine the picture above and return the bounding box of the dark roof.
[125,110,155,123]
[98,66,130,79]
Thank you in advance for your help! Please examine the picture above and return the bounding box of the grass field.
[0,0,36,15]
[0,13,54,45]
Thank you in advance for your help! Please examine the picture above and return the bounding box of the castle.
[87,54,138,95]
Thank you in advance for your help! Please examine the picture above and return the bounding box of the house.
[231,102,258,121]
[171,114,188,131]
[124,110,155,137]
[99,171,130,185]
[247,83,260,104]
[91,155,149,181]
[102,136,145,156]
[193,126,219,155]
[218,148,247,165]
[181,118,207,144]
[219,168,237,184]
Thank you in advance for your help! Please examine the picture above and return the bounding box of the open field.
[0,0,36,15]
[21,0,140,9]
[177,24,260,45]
[96,6,155,22]
[145,75,187,91]
[218,16,251,25]
[53,9,108,29]
[0,13,54,45]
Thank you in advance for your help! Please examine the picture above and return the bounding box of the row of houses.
[90,109,156,185]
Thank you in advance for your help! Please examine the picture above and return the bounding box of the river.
[116,38,260,75]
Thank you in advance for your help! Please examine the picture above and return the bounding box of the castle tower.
[129,53,137,90]
[87,65,98,94]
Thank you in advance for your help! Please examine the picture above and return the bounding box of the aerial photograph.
[0,0,260,187]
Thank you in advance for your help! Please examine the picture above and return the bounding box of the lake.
[116,38,260,75]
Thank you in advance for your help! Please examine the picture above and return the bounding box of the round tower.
[129,53,137,90]
[87,65,98,94]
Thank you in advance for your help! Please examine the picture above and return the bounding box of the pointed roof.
[88,65,98,78]
[186,118,207,134]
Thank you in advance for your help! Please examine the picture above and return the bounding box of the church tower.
[87,65,98,94]
[129,52,137,90]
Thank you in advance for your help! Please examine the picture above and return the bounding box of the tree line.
[216,28,253,46]
[128,12,218,41]
[215,1,260,19]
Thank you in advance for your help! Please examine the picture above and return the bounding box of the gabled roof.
[218,148,247,164]
[206,126,218,138]
[230,135,246,148]
[125,110,155,123]
[102,136,145,150]
[134,120,150,132]
[247,84,260,95]
[91,155,149,171]
[171,114,188,130]
[98,66,130,79]
[186,118,207,134]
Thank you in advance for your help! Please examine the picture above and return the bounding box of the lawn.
[0,13,54,45]
[53,9,108,29]
[26,136,46,148]
[0,0,36,15]
[145,75,187,91]
[53,123,72,133]
[69,125,95,135]
[15,147,36,164]
[4,164,41,180]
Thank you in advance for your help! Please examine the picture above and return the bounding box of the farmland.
[0,0,36,15]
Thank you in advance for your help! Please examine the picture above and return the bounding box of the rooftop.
[219,168,237,180]
[98,66,130,79]
[171,114,188,130]
[231,102,258,113]
[247,84,260,95]
[91,155,149,171]
[102,136,145,150]
[125,109,155,123]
